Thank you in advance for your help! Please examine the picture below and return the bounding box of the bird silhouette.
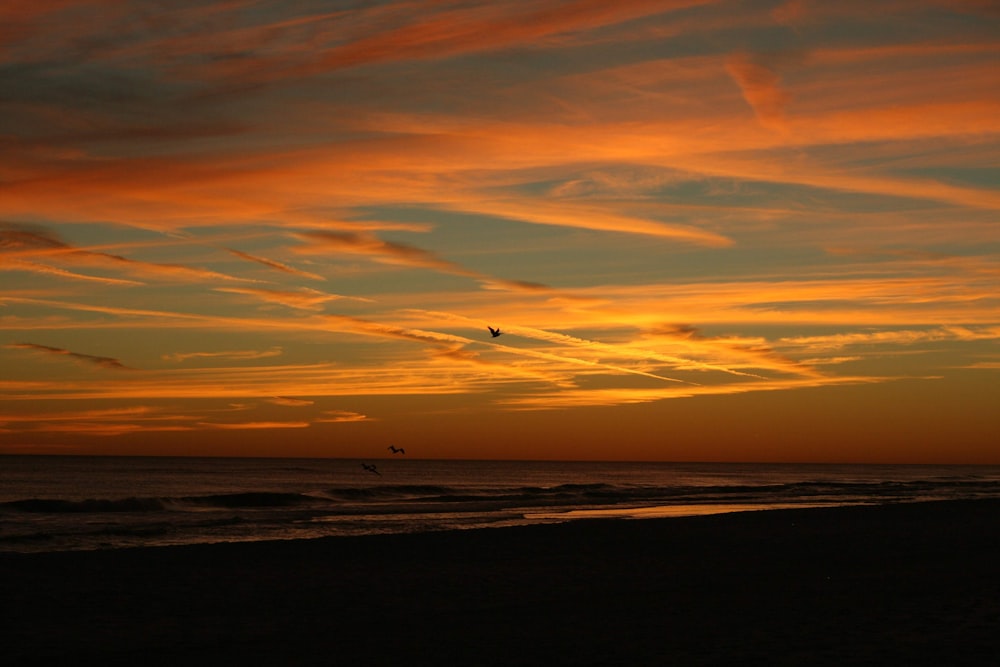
[387,445,406,455]
[361,463,381,476]
[488,326,502,338]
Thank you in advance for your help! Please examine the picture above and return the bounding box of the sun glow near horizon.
[1,1,998,462]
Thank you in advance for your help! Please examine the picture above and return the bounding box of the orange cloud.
[3,260,144,286]
[435,198,735,246]
[293,230,551,291]
[163,348,284,362]
[0,406,160,423]
[0,405,204,437]
[197,421,310,430]
[779,326,1000,352]
[295,230,477,275]
[0,223,253,284]
[0,422,191,436]
[265,396,314,407]
[496,374,884,410]
[225,248,325,281]
[315,410,370,423]
[725,52,792,130]
[1,1,997,458]
[509,324,781,379]
[169,0,717,84]
[215,286,363,311]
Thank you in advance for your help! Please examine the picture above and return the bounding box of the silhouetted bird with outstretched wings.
[361,463,381,476]
[488,326,502,338]
[388,445,405,455]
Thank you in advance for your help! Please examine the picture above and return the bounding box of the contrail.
[506,324,766,379]
[485,341,697,384]
[407,310,758,379]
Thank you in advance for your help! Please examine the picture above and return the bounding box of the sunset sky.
[2,0,998,462]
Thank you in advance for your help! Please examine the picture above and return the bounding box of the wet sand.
[3,499,999,666]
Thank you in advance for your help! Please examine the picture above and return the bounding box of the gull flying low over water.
[361,463,381,476]
[488,326,502,338]
[388,445,405,454]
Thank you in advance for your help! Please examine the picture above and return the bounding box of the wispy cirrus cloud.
[265,396,314,407]
[435,198,736,246]
[215,286,371,311]
[6,341,133,370]
[0,223,252,284]
[509,323,783,379]
[293,229,478,275]
[0,404,206,436]
[779,326,1000,353]
[0,406,163,424]
[3,260,145,286]
[224,247,325,281]
[725,52,793,131]
[496,373,885,410]
[0,422,191,436]
[1,1,997,459]
[409,309,778,380]
[163,347,284,362]
[431,343,577,388]
[315,410,370,423]
[169,0,717,84]
[197,421,310,430]
[0,402,370,437]
[962,361,1000,370]
[294,230,549,291]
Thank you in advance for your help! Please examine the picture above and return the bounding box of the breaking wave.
[5,478,1000,517]
[4,459,1000,553]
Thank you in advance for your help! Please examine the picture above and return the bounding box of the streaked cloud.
[496,374,885,410]
[224,248,325,281]
[3,260,145,286]
[779,326,1000,353]
[0,1,996,461]
[293,230,551,291]
[265,396,315,407]
[214,286,367,311]
[197,421,311,430]
[6,342,133,370]
[294,230,475,275]
[726,52,792,131]
[0,223,252,284]
[315,410,370,423]
[163,348,284,363]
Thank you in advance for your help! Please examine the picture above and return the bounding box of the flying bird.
[488,326,502,338]
[361,463,381,476]
[387,445,405,455]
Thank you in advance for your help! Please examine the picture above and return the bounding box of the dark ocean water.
[3,456,1000,553]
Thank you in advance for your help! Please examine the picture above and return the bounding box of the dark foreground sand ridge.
[3,499,999,666]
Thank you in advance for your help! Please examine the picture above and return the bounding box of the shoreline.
[5,499,999,665]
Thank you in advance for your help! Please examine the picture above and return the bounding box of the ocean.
[3,456,1000,554]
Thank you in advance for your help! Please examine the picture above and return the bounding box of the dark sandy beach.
[3,499,999,666]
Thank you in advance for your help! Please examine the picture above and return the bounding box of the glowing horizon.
[2,1,998,462]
